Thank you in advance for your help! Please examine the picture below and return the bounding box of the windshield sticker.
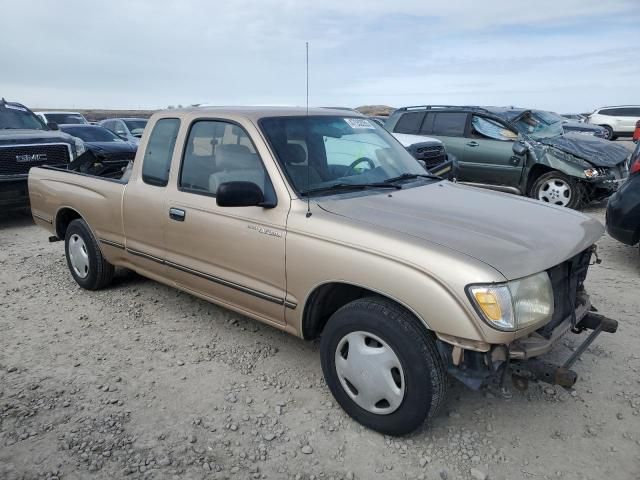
[344,118,375,130]
[4,104,27,112]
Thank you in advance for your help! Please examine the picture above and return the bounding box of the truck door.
[460,115,524,188]
[163,119,288,325]
[122,117,180,279]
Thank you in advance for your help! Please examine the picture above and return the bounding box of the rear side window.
[142,118,180,187]
[431,112,468,136]
[618,107,640,117]
[393,112,426,134]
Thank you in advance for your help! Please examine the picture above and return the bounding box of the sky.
[0,0,637,113]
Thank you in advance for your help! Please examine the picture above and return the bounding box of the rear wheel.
[601,125,615,140]
[529,171,583,209]
[320,297,447,435]
[65,219,114,290]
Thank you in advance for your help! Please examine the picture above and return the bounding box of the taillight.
[631,158,640,175]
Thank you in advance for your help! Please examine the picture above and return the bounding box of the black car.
[606,142,640,254]
[0,98,82,210]
[59,124,137,162]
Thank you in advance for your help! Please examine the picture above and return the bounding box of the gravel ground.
[1,200,639,480]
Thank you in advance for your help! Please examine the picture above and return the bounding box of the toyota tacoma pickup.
[1,98,85,210]
[29,107,618,435]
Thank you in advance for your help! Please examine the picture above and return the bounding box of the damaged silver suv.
[386,105,630,209]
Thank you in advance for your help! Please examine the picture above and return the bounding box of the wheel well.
[525,164,553,195]
[55,208,82,239]
[302,283,417,340]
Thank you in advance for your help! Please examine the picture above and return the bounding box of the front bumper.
[441,301,618,390]
[0,176,30,209]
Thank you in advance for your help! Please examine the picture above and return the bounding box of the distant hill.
[355,105,396,116]
[35,108,157,122]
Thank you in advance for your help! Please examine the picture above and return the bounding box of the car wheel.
[601,125,614,140]
[65,218,114,290]
[320,296,447,435]
[530,171,583,209]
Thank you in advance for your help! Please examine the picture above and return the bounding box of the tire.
[601,125,614,140]
[320,296,447,435]
[64,218,114,290]
[529,171,583,209]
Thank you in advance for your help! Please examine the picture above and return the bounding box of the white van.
[586,106,640,140]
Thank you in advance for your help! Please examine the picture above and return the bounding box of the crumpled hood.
[86,141,136,153]
[318,181,604,280]
[537,133,629,167]
[0,129,75,145]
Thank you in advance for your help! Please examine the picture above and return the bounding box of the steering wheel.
[346,157,375,176]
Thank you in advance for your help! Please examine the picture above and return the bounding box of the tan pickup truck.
[29,107,618,435]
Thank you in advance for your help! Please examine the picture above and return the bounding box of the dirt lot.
[1,200,639,480]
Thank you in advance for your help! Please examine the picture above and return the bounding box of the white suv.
[586,106,640,140]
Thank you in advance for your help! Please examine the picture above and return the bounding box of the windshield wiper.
[383,173,442,183]
[301,182,402,196]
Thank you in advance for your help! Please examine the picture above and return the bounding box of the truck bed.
[28,153,130,245]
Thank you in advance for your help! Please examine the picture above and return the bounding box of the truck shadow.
[0,209,34,230]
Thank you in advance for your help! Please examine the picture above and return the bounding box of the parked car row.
[0,99,148,209]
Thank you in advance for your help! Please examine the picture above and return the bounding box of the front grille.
[0,143,71,176]
[410,144,446,168]
[537,248,592,338]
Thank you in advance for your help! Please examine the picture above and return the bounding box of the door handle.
[169,208,186,221]
[466,141,479,147]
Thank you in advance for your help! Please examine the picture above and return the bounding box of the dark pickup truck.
[0,98,84,210]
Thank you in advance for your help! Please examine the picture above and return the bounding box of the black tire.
[529,171,583,209]
[320,296,447,435]
[64,218,114,290]
[601,125,614,140]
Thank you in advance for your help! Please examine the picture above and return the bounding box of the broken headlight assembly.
[467,272,554,331]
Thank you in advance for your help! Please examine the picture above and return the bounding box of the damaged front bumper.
[439,306,618,391]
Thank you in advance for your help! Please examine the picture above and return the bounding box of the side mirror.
[216,181,270,208]
[47,122,59,131]
[512,141,528,156]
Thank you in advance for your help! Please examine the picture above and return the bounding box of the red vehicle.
[634,120,640,142]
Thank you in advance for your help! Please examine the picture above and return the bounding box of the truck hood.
[392,133,442,148]
[317,181,604,280]
[537,133,629,167]
[0,129,75,145]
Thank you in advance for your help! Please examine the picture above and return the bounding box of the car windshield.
[532,110,565,125]
[124,120,147,136]
[61,126,124,142]
[0,105,45,130]
[513,112,564,139]
[45,113,87,124]
[260,116,430,195]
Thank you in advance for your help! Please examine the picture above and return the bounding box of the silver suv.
[586,105,640,140]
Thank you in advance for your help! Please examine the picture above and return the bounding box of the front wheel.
[320,297,447,435]
[65,219,114,290]
[529,171,583,209]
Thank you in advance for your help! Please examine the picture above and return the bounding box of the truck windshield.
[260,116,428,194]
[60,126,124,142]
[44,113,87,124]
[0,106,45,130]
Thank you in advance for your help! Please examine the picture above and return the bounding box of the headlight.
[74,137,86,158]
[467,272,554,331]
[584,168,600,178]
